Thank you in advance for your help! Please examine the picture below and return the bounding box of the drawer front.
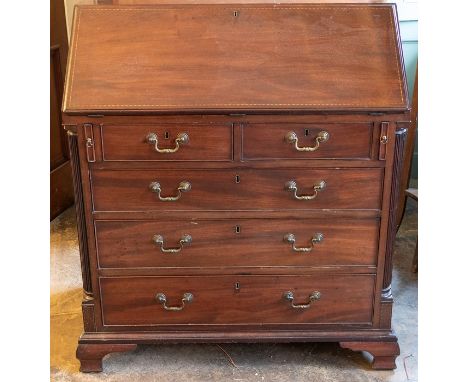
[100,275,375,326]
[101,124,233,161]
[91,168,383,211]
[243,123,373,160]
[95,219,379,269]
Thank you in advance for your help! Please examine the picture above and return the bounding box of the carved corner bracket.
[340,341,400,370]
[76,344,137,373]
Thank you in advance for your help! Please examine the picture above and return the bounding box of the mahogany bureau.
[62,3,410,372]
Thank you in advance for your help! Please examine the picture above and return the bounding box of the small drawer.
[90,168,383,211]
[100,123,233,161]
[95,218,379,269]
[100,275,375,326]
[242,123,374,160]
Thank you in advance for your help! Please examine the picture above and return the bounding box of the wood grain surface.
[101,123,233,161]
[99,274,375,326]
[90,168,384,211]
[95,218,380,268]
[243,122,375,160]
[64,4,408,114]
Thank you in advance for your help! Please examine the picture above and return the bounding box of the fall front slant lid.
[63,4,409,115]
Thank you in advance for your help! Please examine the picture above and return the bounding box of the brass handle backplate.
[285,130,329,152]
[146,132,189,153]
[149,181,191,201]
[155,292,194,311]
[285,180,326,200]
[153,234,192,253]
[283,291,321,309]
[283,233,324,252]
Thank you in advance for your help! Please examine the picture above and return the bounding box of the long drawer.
[100,275,375,326]
[95,218,379,269]
[90,168,383,211]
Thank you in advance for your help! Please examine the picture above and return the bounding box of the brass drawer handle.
[285,131,329,152]
[155,292,194,311]
[146,132,189,153]
[283,291,321,309]
[149,181,191,201]
[153,234,192,253]
[285,180,326,200]
[283,233,324,252]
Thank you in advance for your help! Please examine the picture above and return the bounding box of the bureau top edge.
[62,108,411,117]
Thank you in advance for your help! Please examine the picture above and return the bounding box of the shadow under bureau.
[62,3,410,372]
